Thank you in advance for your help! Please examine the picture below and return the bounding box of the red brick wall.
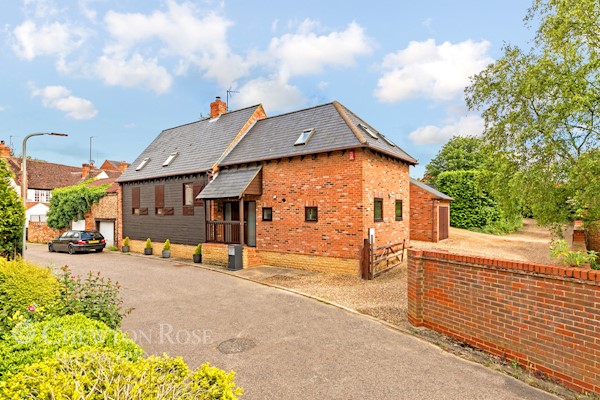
[408,248,600,394]
[362,150,410,247]
[28,222,65,243]
[256,150,364,259]
[586,221,600,252]
[409,183,436,242]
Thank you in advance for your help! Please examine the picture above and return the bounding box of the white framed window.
[136,157,149,171]
[358,123,378,139]
[34,190,51,203]
[294,128,315,146]
[163,152,178,167]
[380,134,396,147]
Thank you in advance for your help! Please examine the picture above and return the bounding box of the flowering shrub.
[0,350,242,399]
[53,265,132,329]
[0,258,60,335]
[0,314,142,381]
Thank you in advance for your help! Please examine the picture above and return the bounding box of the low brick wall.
[128,240,195,260]
[28,222,64,243]
[408,248,600,394]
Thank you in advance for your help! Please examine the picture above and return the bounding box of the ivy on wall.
[47,182,109,230]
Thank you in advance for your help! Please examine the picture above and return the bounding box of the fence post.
[360,238,370,280]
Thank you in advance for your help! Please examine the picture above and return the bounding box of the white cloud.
[0,106,5,112]
[12,20,88,60]
[375,39,492,102]
[23,0,60,19]
[31,85,97,120]
[231,77,305,113]
[95,53,172,94]
[79,0,97,22]
[265,20,372,81]
[409,115,484,145]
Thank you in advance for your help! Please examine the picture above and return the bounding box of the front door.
[246,201,256,247]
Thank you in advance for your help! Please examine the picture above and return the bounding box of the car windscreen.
[81,232,103,240]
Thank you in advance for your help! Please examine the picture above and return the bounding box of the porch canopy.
[197,165,262,200]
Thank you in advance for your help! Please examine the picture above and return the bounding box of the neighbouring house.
[118,98,418,274]
[116,97,267,255]
[409,178,453,243]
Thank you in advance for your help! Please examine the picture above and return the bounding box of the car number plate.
[88,240,99,244]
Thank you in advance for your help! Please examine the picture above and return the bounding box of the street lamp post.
[21,132,68,258]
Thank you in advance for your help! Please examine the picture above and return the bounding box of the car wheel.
[95,248,103,253]
[68,244,75,255]
[48,243,54,252]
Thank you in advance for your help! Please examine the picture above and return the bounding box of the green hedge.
[1,350,243,399]
[436,170,500,229]
[0,314,142,380]
[0,259,60,334]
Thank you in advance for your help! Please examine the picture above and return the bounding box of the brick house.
[409,178,453,243]
[116,98,267,256]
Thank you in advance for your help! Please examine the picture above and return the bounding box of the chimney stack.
[82,163,90,178]
[210,96,227,118]
[118,161,128,173]
[0,140,11,157]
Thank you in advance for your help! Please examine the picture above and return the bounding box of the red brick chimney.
[82,163,90,178]
[210,96,227,118]
[0,140,11,157]
[118,161,128,173]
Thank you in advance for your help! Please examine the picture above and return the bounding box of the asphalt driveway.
[25,244,558,400]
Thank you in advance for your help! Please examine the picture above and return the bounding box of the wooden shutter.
[155,185,164,208]
[132,187,140,209]
[193,182,205,206]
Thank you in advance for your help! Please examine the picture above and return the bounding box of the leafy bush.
[437,170,500,229]
[0,258,60,335]
[123,236,130,246]
[109,245,119,251]
[0,314,142,380]
[0,159,25,258]
[550,240,599,268]
[145,238,152,249]
[163,239,171,251]
[194,243,202,255]
[1,350,242,399]
[53,266,131,329]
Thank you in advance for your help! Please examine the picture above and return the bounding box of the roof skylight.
[358,123,378,139]
[294,128,315,146]
[380,135,396,147]
[163,152,178,167]
[135,157,149,171]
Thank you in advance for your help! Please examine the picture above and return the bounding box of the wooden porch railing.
[206,221,245,244]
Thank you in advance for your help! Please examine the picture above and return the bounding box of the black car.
[48,230,106,254]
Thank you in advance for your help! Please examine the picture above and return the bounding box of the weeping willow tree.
[466,0,600,229]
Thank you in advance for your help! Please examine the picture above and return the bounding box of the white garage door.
[98,221,115,246]
[72,219,86,230]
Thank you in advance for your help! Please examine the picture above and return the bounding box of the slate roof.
[221,101,417,166]
[117,105,261,183]
[410,178,454,201]
[7,157,82,190]
[198,165,262,199]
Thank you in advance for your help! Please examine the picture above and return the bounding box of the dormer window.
[358,123,378,139]
[163,152,178,167]
[295,128,315,146]
[380,134,396,147]
[136,157,149,171]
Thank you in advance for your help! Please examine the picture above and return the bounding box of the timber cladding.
[408,249,600,395]
[121,174,208,245]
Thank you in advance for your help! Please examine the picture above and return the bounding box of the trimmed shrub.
[0,314,142,380]
[0,258,60,334]
[1,350,243,399]
[436,170,500,230]
[52,266,131,329]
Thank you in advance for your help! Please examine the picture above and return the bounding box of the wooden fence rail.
[361,239,406,280]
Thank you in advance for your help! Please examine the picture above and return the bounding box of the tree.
[0,158,25,258]
[465,0,600,226]
[47,183,109,230]
[424,136,485,184]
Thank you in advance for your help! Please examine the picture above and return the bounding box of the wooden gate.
[439,206,449,240]
[361,239,406,280]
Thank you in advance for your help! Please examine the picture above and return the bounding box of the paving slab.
[26,244,559,400]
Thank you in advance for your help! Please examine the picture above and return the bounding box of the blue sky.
[1,0,532,177]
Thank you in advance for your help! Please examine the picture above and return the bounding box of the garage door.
[439,206,449,241]
[98,221,115,246]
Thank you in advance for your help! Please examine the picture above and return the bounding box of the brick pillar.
[407,249,425,326]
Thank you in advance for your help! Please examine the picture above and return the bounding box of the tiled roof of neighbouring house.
[220,101,417,166]
[410,178,454,201]
[117,105,263,183]
[7,157,83,190]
